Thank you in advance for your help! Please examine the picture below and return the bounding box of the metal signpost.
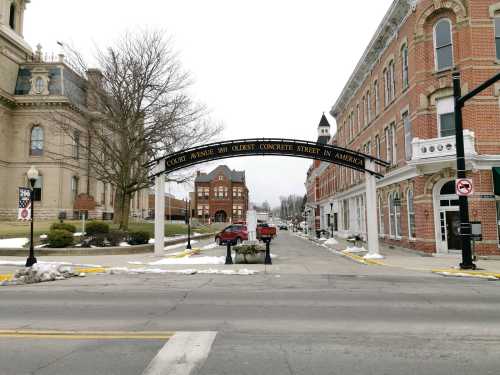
[453,71,500,270]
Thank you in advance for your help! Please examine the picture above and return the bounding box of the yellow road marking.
[0,274,13,282]
[74,267,107,274]
[0,330,174,340]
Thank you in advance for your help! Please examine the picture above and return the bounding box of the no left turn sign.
[456,178,474,197]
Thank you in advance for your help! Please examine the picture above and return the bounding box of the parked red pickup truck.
[215,223,277,245]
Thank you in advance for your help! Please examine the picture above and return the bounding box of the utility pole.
[453,71,500,270]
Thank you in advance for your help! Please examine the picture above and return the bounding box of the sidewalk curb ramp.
[0,233,215,256]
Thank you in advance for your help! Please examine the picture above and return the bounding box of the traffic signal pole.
[453,71,500,270]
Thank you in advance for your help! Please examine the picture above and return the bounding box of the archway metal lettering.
[149,138,389,178]
[150,138,390,260]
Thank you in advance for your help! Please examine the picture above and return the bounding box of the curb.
[0,233,215,256]
[340,251,384,266]
[431,269,500,280]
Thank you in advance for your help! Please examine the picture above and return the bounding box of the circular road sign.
[456,178,474,197]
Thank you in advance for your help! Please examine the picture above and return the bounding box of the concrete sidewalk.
[310,232,500,279]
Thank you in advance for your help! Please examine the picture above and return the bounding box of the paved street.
[1,232,500,374]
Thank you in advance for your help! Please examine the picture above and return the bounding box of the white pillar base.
[363,252,384,260]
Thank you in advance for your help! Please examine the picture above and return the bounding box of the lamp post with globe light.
[26,165,39,267]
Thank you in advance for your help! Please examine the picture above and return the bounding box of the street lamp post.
[26,166,39,267]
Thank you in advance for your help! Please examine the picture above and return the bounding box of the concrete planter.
[233,244,266,264]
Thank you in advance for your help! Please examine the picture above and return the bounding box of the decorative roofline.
[330,0,416,119]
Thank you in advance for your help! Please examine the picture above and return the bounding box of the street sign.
[456,178,474,197]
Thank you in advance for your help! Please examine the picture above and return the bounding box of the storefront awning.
[493,167,500,196]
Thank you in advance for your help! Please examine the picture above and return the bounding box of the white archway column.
[154,163,165,257]
[364,159,383,259]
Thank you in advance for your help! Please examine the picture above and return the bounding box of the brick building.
[306,0,500,255]
[193,165,249,223]
[147,192,189,221]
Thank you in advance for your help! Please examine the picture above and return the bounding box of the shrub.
[85,221,110,236]
[47,229,74,248]
[50,222,77,233]
[128,231,150,245]
[107,230,128,247]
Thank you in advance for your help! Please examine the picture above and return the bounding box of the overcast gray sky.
[24,0,392,207]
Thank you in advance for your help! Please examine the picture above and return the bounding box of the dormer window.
[9,3,16,30]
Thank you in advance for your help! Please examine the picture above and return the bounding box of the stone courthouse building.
[0,0,148,220]
[306,0,500,255]
[193,165,249,223]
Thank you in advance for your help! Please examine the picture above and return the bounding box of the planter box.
[233,243,266,264]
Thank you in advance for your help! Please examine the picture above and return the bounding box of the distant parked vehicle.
[257,223,277,240]
[215,224,248,245]
[278,224,288,230]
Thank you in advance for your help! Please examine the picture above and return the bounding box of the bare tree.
[48,29,222,229]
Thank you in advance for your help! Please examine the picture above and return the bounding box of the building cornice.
[330,0,416,118]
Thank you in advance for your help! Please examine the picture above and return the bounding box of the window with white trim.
[356,104,360,133]
[374,80,380,115]
[436,97,455,137]
[403,111,412,161]
[407,189,416,240]
[30,126,44,156]
[384,127,391,165]
[389,192,402,239]
[390,122,397,165]
[434,19,453,71]
[378,195,384,236]
[366,90,372,123]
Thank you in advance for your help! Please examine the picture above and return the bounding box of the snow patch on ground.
[202,243,219,250]
[2,264,84,285]
[0,238,29,248]
[138,255,225,266]
[324,238,339,246]
[0,260,102,268]
[164,240,199,251]
[108,267,257,276]
[343,246,367,253]
[119,242,131,247]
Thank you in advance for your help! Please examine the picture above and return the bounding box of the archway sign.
[149,138,390,259]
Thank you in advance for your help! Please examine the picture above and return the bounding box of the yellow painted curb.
[0,330,174,340]
[0,273,13,282]
[432,269,500,279]
[74,267,107,274]
[341,251,383,266]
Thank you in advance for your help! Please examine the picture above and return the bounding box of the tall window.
[348,113,353,140]
[9,3,15,29]
[496,199,500,246]
[389,61,395,101]
[403,111,412,160]
[356,104,360,133]
[402,44,409,89]
[495,16,500,60]
[436,97,455,137]
[383,68,389,105]
[375,134,381,172]
[71,176,79,201]
[362,96,366,127]
[384,127,391,165]
[366,91,372,123]
[30,126,44,156]
[33,176,43,202]
[374,80,380,115]
[389,192,402,239]
[378,195,384,236]
[434,19,453,71]
[342,199,350,230]
[73,130,80,160]
[390,122,397,165]
[407,189,416,240]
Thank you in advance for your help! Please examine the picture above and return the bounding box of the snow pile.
[0,238,29,249]
[324,238,339,246]
[164,240,199,251]
[3,264,83,285]
[0,260,102,268]
[119,242,131,247]
[318,237,328,242]
[343,246,367,253]
[108,267,257,276]
[202,243,219,250]
[134,255,225,266]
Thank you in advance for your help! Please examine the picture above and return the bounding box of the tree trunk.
[113,190,132,230]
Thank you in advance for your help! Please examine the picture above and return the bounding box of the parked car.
[278,224,288,230]
[257,223,277,240]
[215,224,248,245]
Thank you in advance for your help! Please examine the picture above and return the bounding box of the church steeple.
[316,113,331,144]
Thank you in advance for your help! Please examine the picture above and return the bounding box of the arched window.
[407,189,416,240]
[9,3,16,29]
[434,19,453,71]
[30,126,44,156]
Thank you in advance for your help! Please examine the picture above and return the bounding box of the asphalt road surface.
[1,232,500,375]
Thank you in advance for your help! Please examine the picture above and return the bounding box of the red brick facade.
[193,165,249,223]
[306,0,500,255]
